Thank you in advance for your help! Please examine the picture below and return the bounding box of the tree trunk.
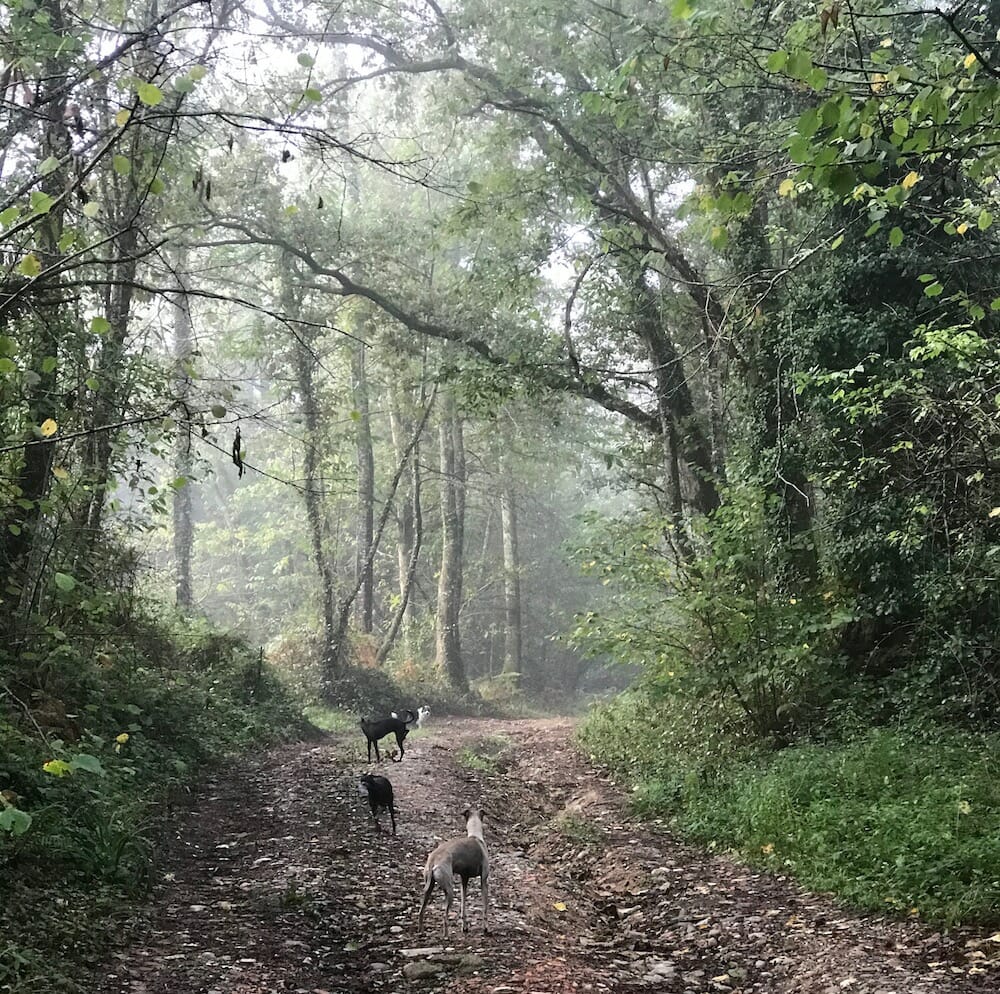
[382,390,420,661]
[435,396,467,690]
[499,464,522,683]
[0,0,70,613]
[377,407,424,665]
[172,260,195,610]
[289,288,338,674]
[352,341,375,633]
[329,390,435,679]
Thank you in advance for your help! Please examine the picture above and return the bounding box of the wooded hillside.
[3,1,1000,978]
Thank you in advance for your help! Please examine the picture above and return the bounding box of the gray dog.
[417,806,490,935]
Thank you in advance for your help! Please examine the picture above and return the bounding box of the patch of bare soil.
[93,718,999,994]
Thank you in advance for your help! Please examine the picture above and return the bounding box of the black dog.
[358,773,397,835]
[360,711,418,763]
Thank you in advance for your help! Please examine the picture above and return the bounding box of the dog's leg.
[481,872,490,934]
[441,874,454,936]
[460,876,470,933]
[418,873,435,932]
[395,730,405,761]
[389,803,396,836]
[374,738,381,763]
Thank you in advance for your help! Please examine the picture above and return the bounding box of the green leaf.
[41,356,57,374]
[888,226,904,248]
[30,191,54,214]
[892,117,909,138]
[671,0,694,17]
[808,68,828,91]
[766,51,787,73]
[787,51,813,81]
[924,281,944,297]
[349,409,361,422]
[829,165,855,196]
[0,806,32,836]
[0,357,16,374]
[58,230,77,251]
[304,87,323,102]
[54,572,77,592]
[38,155,60,176]
[113,156,131,176]
[148,176,166,195]
[189,65,207,81]
[991,298,1000,312]
[42,759,72,777]
[69,753,104,776]
[211,404,227,419]
[978,210,993,231]
[796,108,821,138]
[91,316,111,335]
[0,206,19,226]
[297,52,315,67]
[82,201,100,218]
[137,82,163,106]
[173,76,195,94]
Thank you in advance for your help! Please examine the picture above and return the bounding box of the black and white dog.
[360,707,426,763]
[358,773,396,835]
[390,705,430,729]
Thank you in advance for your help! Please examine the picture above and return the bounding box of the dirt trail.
[96,718,999,994]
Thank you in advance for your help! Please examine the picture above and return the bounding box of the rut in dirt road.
[95,718,1000,994]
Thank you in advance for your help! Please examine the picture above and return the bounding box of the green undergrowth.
[580,691,1000,925]
[457,734,513,773]
[0,612,309,992]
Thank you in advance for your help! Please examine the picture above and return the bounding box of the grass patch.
[457,735,512,774]
[581,692,1000,925]
[303,703,357,733]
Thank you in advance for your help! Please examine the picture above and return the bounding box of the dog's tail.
[403,708,419,727]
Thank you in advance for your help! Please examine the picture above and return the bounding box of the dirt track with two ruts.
[95,717,1000,993]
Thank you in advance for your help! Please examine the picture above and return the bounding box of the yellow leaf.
[116,732,130,744]
[18,253,41,277]
[957,221,969,235]
[990,508,1000,518]
[761,843,774,854]
[52,466,69,480]
[880,38,893,48]
[40,418,58,437]
[871,73,888,93]
[553,901,567,911]
[958,799,972,815]
[778,178,794,197]
[964,52,978,69]
[901,171,920,190]
[115,109,131,127]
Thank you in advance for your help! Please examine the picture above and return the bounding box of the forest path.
[97,717,998,994]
